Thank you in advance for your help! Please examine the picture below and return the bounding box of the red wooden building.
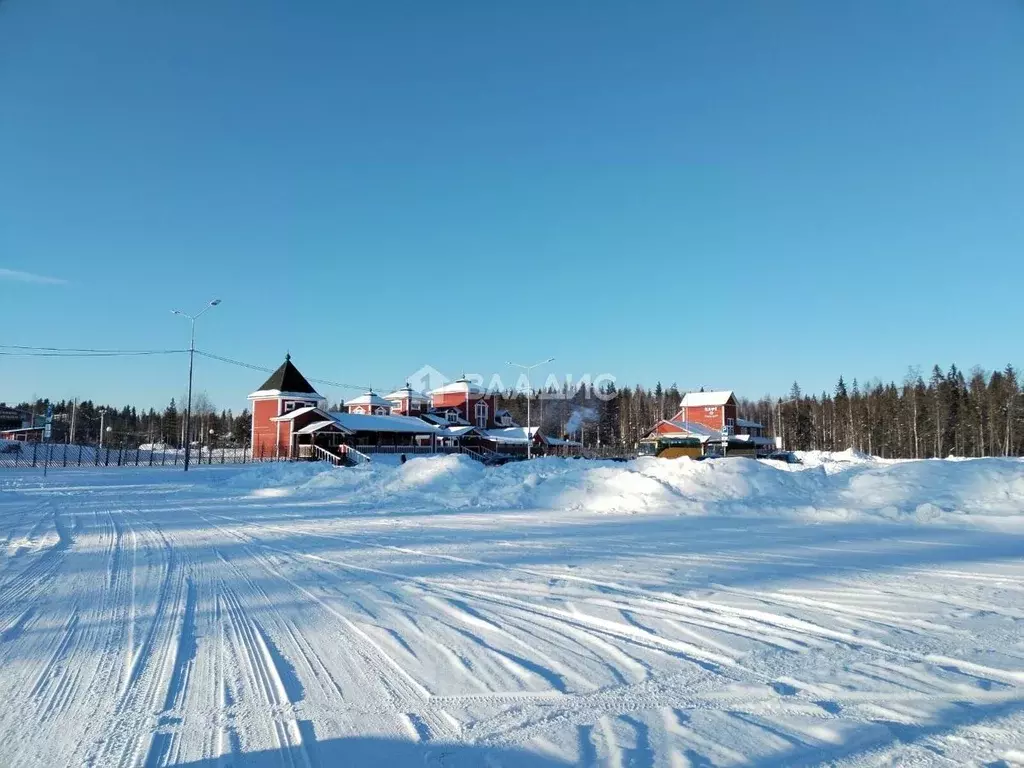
[343,391,392,416]
[671,391,738,433]
[427,377,515,429]
[248,355,328,458]
[247,358,581,461]
[645,390,773,456]
[384,384,430,417]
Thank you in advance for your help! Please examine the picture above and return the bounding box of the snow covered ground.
[0,454,1022,767]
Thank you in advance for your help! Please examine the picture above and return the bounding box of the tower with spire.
[248,355,327,457]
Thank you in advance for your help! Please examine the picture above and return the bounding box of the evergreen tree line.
[740,365,1023,458]
[5,394,251,448]
[501,363,1023,458]
[7,363,1021,457]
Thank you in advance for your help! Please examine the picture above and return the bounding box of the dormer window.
[374,406,389,416]
[446,410,460,424]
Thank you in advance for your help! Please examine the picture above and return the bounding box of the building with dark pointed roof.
[248,355,327,457]
[251,353,319,397]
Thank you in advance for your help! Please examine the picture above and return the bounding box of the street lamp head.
[171,309,181,315]
[210,299,221,306]
[544,357,555,363]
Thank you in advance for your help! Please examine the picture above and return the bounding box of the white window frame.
[446,410,460,424]
[284,401,298,412]
[352,406,365,414]
[475,401,489,429]
[374,406,389,416]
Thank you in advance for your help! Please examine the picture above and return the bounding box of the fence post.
[63,445,68,468]
[221,447,225,464]
[149,449,154,466]
[95,445,100,466]
[162,449,166,466]
[135,448,140,466]
[32,442,38,467]
[105,447,110,466]
[78,444,83,467]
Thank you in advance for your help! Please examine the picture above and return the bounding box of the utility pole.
[99,408,107,448]
[506,357,554,460]
[171,299,222,471]
[69,398,77,444]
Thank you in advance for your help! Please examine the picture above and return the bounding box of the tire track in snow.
[84,515,188,768]
[196,514,461,744]
[219,583,312,768]
[0,500,70,625]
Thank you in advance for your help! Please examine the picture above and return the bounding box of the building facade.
[248,355,328,458]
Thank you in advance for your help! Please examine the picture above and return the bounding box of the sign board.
[43,405,53,441]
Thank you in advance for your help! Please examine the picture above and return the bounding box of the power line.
[1,343,370,392]
[0,348,186,357]
[193,350,369,391]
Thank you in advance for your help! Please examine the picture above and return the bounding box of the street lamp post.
[99,408,107,448]
[776,397,799,450]
[171,299,221,471]
[506,357,554,460]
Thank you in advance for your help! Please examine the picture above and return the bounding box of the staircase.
[313,444,371,467]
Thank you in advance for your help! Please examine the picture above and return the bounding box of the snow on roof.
[271,406,327,422]
[482,427,539,444]
[425,409,471,426]
[735,417,764,429]
[429,378,487,397]
[294,420,351,435]
[383,385,430,403]
[730,434,775,446]
[344,391,392,408]
[438,425,478,437]
[680,390,734,407]
[249,390,327,401]
[327,412,440,434]
[542,435,581,447]
[657,420,720,442]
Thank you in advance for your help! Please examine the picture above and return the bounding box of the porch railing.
[340,444,372,465]
[312,445,345,466]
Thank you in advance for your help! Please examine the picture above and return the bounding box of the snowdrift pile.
[216,453,1024,526]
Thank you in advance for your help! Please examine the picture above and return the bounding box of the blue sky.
[2,1,1022,411]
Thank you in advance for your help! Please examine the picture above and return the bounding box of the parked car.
[763,451,802,464]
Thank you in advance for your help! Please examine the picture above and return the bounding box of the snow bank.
[214,453,1024,525]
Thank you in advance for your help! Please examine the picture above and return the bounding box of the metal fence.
[0,442,276,470]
